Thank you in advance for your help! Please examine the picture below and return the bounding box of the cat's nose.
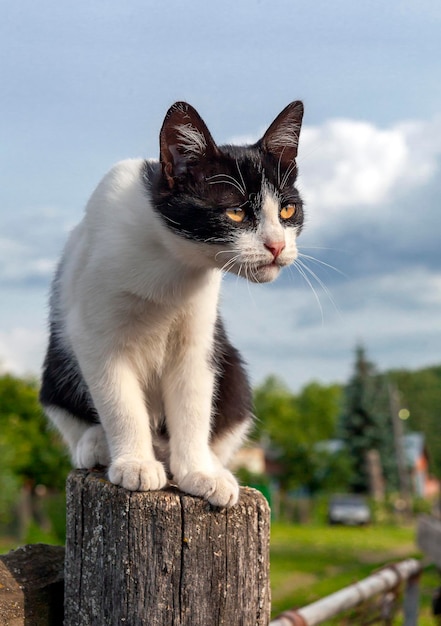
[264,241,285,259]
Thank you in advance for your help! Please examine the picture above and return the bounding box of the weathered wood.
[0,543,65,626]
[64,469,270,626]
[417,514,441,567]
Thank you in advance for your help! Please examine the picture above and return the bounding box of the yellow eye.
[280,205,296,220]
[226,208,246,223]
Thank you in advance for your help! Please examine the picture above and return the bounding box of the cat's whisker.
[215,248,241,260]
[235,159,247,196]
[277,147,286,188]
[162,214,181,226]
[206,173,246,196]
[296,258,341,317]
[298,252,346,278]
[280,159,298,189]
[219,254,242,274]
[300,245,344,251]
[291,260,325,324]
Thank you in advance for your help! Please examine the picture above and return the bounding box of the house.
[230,445,266,475]
[404,432,440,498]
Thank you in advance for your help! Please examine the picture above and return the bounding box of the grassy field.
[270,522,439,624]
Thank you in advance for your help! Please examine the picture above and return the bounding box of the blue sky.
[1,0,440,389]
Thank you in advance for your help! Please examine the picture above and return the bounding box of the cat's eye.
[226,208,246,223]
[280,205,296,220]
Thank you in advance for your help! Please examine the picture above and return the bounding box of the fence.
[270,559,421,626]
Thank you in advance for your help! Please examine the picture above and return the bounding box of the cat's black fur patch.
[146,144,304,244]
[39,324,100,424]
[211,316,253,438]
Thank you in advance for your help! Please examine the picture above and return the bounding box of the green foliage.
[0,373,71,537]
[253,376,344,492]
[388,365,441,478]
[0,441,20,524]
[311,447,354,494]
[0,373,71,489]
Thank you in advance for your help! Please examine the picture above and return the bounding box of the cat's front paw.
[109,456,167,492]
[75,425,111,468]
[178,469,239,508]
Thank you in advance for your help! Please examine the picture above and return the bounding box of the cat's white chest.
[119,273,220,381]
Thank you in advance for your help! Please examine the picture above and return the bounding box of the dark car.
[328,494,371,525]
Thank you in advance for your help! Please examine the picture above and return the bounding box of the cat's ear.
[260,101,304,166]
[159,102,219,188]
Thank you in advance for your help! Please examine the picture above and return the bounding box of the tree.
[0,373,71,533]
[253,376,343,492]
[0,374,71,488]
[338,346,396,493]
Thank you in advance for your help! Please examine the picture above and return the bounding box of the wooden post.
[64,469,270,626]
[0,543,65,625]
[417,514,441,567]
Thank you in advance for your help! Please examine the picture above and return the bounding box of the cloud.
[298,117,441,245]
[299,118,441,213]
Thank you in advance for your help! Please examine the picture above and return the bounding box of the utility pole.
[388,382,412,512]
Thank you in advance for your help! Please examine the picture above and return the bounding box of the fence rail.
[270,558,422,626]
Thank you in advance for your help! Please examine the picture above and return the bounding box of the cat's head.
[152,101,304,283]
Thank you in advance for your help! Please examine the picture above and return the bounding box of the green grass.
[270,522,439,624]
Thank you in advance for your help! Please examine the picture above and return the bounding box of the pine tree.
[339,345,397,493]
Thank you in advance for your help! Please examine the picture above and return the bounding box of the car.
[328,494,371,526]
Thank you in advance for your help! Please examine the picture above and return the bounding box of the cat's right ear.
[159,102,219,188]
[260,101,304,167]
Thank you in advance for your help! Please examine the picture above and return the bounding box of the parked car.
[328,494,371,526]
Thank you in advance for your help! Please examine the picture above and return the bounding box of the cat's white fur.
[45,158,299,507]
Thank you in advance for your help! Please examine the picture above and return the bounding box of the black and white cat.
[40,101,304,507]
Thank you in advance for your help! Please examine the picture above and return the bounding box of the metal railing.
[270,558,421,626]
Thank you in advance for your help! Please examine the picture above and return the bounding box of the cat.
[40,100,304,507]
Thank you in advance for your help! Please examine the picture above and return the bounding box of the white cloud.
[299,116,441,228]
[300,121,410,210]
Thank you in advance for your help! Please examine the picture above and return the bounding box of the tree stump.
[0,543,65,626]
[64,469,270,626]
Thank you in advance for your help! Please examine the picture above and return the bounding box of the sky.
[1,0,440,391]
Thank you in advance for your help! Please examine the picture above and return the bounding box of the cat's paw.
[75,425,111,468]
[108,456,168,492]
[178,469,239,508]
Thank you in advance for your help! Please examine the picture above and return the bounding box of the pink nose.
[265,241,285,259]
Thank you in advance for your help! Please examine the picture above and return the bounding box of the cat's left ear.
[260,101,304,166]
[159,102,219,188]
